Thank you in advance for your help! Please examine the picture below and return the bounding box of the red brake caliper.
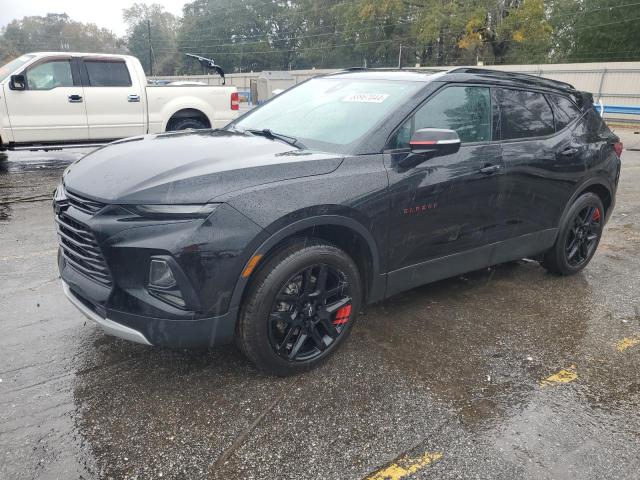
[592,208,601,222]
[333,304,352,326]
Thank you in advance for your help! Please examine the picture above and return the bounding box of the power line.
[145,13,640,57]
[14,0,640,47]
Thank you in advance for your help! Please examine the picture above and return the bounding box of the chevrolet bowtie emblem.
[53,187,69,215]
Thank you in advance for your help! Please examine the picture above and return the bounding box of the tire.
[541,192,605,275]
[167,117,208,131]
[237,238,362,376]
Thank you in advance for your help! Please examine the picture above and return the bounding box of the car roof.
[326,69,448,83]
[27,52,136,61]
[326,67,578,94]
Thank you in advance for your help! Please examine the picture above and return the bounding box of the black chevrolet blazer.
[54,68,622,375]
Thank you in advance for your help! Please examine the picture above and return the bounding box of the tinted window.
[85,60,131,87]
[389,86,491,148]
[26,60,73,90]
[496,88,554,140]
[548,94,582,131]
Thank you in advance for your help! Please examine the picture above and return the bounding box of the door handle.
[68,94,83,103]
[128,94,140,102]
[479,164,502,174]
[561,147,578,156]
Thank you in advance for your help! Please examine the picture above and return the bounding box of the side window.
[84,60,132,87]
[547,94,582,131]
[496,88,555,140]
[388,85,491,148]
[388,117,412,149]
[25,60,73,90]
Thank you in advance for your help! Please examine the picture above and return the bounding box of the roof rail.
[447,67,576,91]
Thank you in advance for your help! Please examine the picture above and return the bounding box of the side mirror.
[399,128,461,168]
[9,74,26,91]
[410,128,461,155]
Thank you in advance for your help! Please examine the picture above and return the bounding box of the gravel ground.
[1,128,639,480]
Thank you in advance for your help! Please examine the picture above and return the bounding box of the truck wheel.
[237,239,362,376]
[541,192,604,275]
[167,117,208,131]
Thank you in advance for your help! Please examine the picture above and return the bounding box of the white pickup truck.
[0,52,239,150]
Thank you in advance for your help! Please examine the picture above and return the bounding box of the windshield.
[0,55,36,83]
[234,77,423,152]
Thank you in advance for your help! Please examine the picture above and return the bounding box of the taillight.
[613,142,623,158]
[231,92,239,111]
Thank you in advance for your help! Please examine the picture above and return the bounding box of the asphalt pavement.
[1,129,639,480]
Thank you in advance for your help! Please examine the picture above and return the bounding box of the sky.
[0,0,188,36]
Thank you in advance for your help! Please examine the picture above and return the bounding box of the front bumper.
[55,193,261,348]
[63,280,152,345]
[62,277,240,348]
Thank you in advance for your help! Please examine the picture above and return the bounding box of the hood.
[63,130,343,204]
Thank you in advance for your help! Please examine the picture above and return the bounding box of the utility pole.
[147,18,153,76]
[398,45,403,69]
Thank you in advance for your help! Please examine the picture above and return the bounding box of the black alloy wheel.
[268,264,352,362]
[541,192,605,275]
[565,205,602,267]
[237,239,362,376]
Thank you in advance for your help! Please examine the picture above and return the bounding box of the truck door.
[80,58,145,140]
[3,56,88,143]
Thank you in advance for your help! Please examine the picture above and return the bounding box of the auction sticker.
[342,93,390,103]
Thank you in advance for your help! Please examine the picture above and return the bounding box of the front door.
[80,58,145,140]
[384,84,506,294]
[3,57,88,143]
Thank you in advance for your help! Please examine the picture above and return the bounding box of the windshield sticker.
[342,93,390,103]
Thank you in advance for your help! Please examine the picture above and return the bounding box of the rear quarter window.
[548,94,582,131]
[84,60,132,87]
[496,88,555,140]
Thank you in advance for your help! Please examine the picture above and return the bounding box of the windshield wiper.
[244,128,305,149]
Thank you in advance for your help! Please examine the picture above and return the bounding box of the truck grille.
[55,212,113,287]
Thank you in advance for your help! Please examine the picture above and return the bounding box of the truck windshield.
[0,55,36,83]
[233,77,422,152]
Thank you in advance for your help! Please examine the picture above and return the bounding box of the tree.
[567,0,640,63]
[456,0,552,64]
[123,3,180,76]
[0,14,123,63]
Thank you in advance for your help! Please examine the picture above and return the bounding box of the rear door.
[80,58,145,140]
[3,56,88,143]
[496,88,584,238]
[384,84,505,291]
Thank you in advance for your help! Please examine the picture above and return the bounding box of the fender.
[558,176,614,232]
[227,215,385,311]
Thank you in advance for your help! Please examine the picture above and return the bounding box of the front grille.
[55,212,113,287]
[65,189,106,215]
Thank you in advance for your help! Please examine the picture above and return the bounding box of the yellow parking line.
[616,337,640,352]
[366,451,443,480]
[540,365,577,387]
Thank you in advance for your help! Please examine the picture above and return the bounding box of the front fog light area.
[148,258,186,308]
[149,259,176,288]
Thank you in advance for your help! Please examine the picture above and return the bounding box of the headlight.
[126,203,220,219]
